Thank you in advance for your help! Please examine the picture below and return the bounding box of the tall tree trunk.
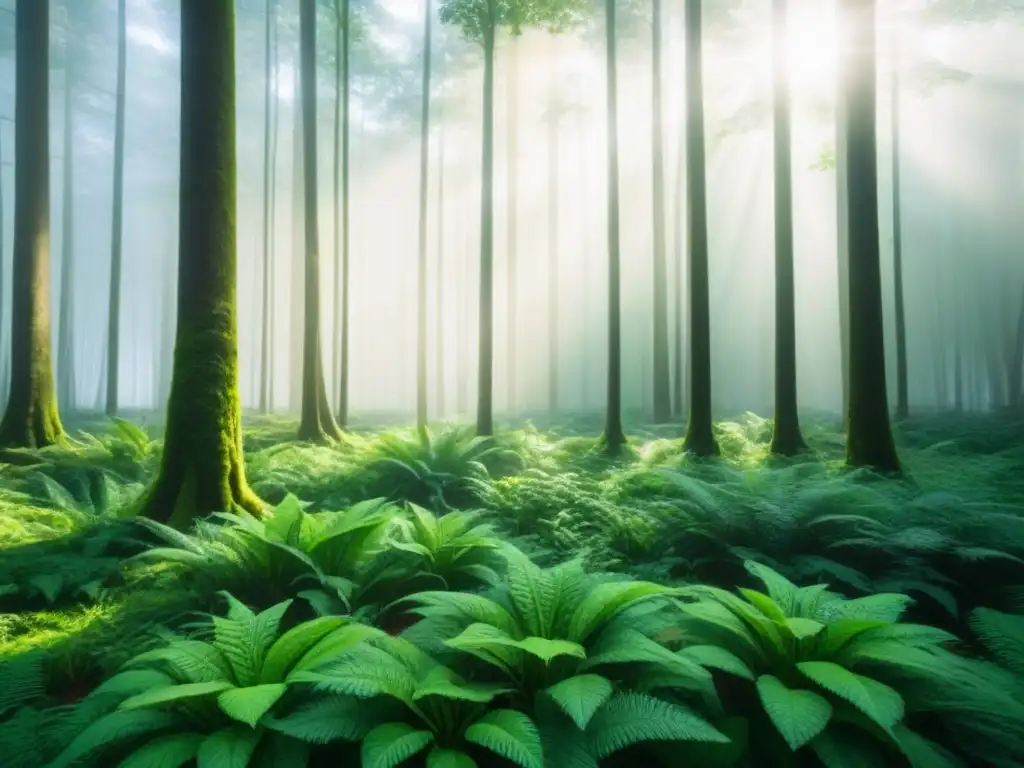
[289,62,304,413]
[579,109,590,410]
[457,228,469,417]
[267,18,280,412]
[436,113,446,418]
[682,0,718,457]
[672,97,686,420]
[506,35,519,415]
[105,0,127,417]
[602,0,626,453]
[142,0,260,527]
[650,0,671,424]
[297,0,341,443]
[835,36,851,420]
[336,0,351,426]
[0,118,7,405]
[0,0,63,447]
[769,0,806,456]
[476,4,497,437]
[416,0,433,433]
[156,238,176,407]
[546,96,560,415]
[1009,283,1024,409]
[58,54,77,414]
[842,0,900,472]
[259,0,275,414]
[891,24,909,421]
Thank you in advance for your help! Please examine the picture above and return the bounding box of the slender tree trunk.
[267,17,280,412]
[416,0,433,433]
[289,62,303,413]
[58,60,77,415]
[769,0,806,456]
[157,238,175,407]
[142,0,260,527]
[1009,283,1024,409]
[297,0,341,443]
[259,0,275,414]
[436,113,446,418]
[546,100,560,414]
[506,35,519,415]
[891,25,909,421]
[835,27,851,420]
[602,0,626,453]
[337,0,351,426]
[650,0,671,424]
[842,0,900,472]
[672,98,686,420]
[457,227,469,417]
[105,0,127,417]
[0,118,7,405]
[579,110,590,410]
[476,5,497,437]
[682,0,718,457]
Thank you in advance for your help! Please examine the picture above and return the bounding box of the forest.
[0,0,1023,765]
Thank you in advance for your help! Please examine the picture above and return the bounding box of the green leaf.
[361,723,434,768]
[970,607,1024,676]
[809,725,888,768]
[197,725,261,768]
[739,589,789,624]
[117,733,204,768]
[797,661,904,731]
[785,618,825,639]
[465,709,543,768]
[756,675,832,751]
[290,623,385,675]
[266,696,396,743]
[745,561,800,614]
[261,617,347,684]
[413,666,512,703]
[514,636,587,664]
[119,681,235,711]
[217,684,287,727]
[678,645,754,680]
[545,675,614,730]
[427,749,478,768]
[567,581,669,643]
[48,710,182,768]
[586,692,728,758]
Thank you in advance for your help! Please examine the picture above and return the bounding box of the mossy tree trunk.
[602,0,626,454]
[769,0,806,456]
[105,0,127,417]
[476,2,497,437]
[682,0,718,457]
[141,0,261,528]
[842,0,901,473]
[416,0,433,434]
[58,44,78,414]
[650,0,671,425]
[0,0,64,449]
[298,0,342,443]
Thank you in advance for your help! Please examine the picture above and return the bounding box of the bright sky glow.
[127,23,174,55]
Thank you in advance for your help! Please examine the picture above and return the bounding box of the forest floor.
[0,410,1022,766]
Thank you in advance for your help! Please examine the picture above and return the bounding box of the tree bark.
[651,0,671,424]
[436,112,446,418]
[259,0,275,414]
[105,0,127,417]
[891,25,909,421]
[769,0,806,456]
[682,0,718,457]
[476,3,496,437]
[602,0,626,453]
[546,84,561,415]
[140,0,260,527]
[337,0,351,426]
[58,48,77,414]
[1009,283,1024,409]
[842,0,901,473]
[416,0,433,433]
[297,0,342,443]
[672,90,686,420]
[505,35,519,415]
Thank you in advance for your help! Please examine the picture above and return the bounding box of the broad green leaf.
[797,662,904,731]
[756,675,832,751]
[266,696,396,743]
[47,710,181,768]
[466,709,543,768]
[261,617,347,684]
[678,645,755,680]
[545,674,614,730]
[427,748,478,768]
[117,733,204,768]
[567,581,669,643]
[786,618,826,640]
[197,725,261,768]
[586,692,728,758]
[119,682,235,711]
[361,723,434,768]
[217,684,288,727]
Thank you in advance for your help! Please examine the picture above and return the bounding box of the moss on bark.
[140,0,262,528]
[0,0,65,450]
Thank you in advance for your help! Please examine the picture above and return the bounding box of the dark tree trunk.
[891,26,909,421]
[602,0,626,453]
[297,0,341,443]
[0,118,5,406]
[842,0,900,472]
[836,34,851,419]
[156,239,176,408]
[476,3,496,437]
[682,0,718,457]
[672,94,686,420]
[769,0,806,456]
[0,0,63,448]
[506,35,519,415]
[259,0,276,414]
[416,0,433,433]
[651,0,671,424]
[105,0,127,417]
[141,0,260,527]
[1008,283,1024,409]
[58,50,77,414]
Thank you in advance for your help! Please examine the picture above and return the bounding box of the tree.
[440,0,586,436]
[297,0,342,443]
[105,0,127,417]
[650,0,670,424]
[0,0,64,449]
[842,0,901,472]
[334,0,352,427]
[259,0,277,414]
[768,0,806,456]
[891,21,909,420]
[601,0,626,453]
[681,0,718,457]
[416,0,434,433]
[58,36,77,413]
[506,34,520,415]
